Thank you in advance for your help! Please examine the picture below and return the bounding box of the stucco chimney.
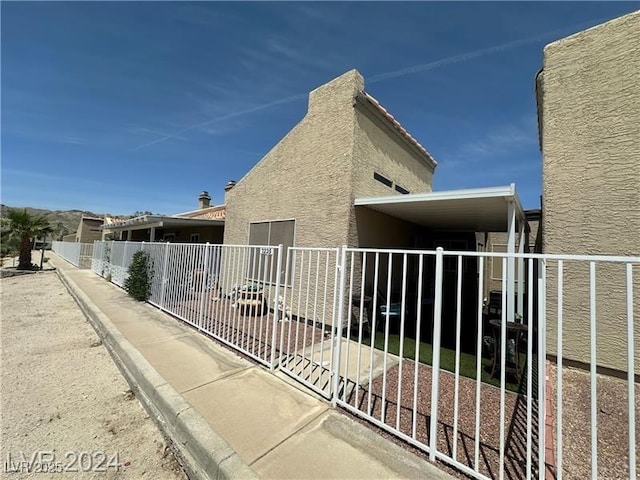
[198,191,211,209]
[224,180,236,193]
[224,180,237,203]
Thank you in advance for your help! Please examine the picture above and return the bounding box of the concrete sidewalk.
[50,255,454,480]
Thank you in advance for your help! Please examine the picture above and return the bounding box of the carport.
[102,215,224,243]
[355,184,529,322]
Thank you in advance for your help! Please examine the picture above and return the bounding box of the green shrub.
[124,251,153,301]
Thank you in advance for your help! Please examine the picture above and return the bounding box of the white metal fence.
[334,247,638,480]
[277,247,341,399]
[91,241,283,366]
[55,240,640,479]
[51,241,94,268]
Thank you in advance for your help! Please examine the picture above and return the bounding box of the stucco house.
[225,69,530,253]
[104,191,225,243]
[537,10,640,374]
[62,215,104,243]
[223,69,531,350]
[223,70,437,251]
[76,215,104,243]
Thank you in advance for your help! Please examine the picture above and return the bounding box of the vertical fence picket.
[557,260,564,480]
[269,244,283,370]
[538,259,547,480]
[626,263,636,480]
[429,247,444,461]
[331,246,347,408]
[589,261,598,480]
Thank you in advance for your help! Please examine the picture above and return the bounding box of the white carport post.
[517,221,525,317]
[507,200,516,323]
[150,227,156,242]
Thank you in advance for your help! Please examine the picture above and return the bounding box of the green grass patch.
[352,332,527,392]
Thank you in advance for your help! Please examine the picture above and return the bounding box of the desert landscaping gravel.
[0,270,187,479]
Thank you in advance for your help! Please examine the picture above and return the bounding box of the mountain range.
[0,205,104,238]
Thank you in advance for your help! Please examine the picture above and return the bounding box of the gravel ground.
[342,359,542,480]
[0,271,187,479]
[548,363,640,480]
[168,295,326,365]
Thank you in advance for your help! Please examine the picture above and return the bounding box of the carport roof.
[354,184,525,232]
[100,215,224,231]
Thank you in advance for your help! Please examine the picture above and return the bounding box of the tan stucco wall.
[347,101,435,248]
[222,71,364,327]
[541,11,640,372]
[224,69,435,252]
[223,70,362,249]
[353,207,413,250]
[223,70,437,326]
[351,104,433,200]
[77,218,103,243]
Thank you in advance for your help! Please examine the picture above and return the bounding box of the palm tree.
[4,209,52,270]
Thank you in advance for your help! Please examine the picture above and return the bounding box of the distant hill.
[0,205,105,239]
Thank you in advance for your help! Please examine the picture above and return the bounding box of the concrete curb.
[55,265,259,480]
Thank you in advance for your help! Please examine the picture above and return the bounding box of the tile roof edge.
[359,91,437,168]
[176,205,227,218]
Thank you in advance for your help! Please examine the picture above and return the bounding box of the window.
[394,185,410,195]
[190,233,200,243]
[248,219,295,285]
[163,233,175,243]
[373,172,392,188]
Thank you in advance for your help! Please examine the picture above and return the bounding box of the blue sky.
[2,2,637,215]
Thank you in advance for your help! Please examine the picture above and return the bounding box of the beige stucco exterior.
[224,69,436,250]
[62,216,103,243]
[72,216,103,243]
[540,11,640,373]
[223,70,436,326]
[224,70,359,248]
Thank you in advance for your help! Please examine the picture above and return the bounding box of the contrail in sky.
[368,17,608,84]
[131,92,308,151]
[132,17,608,151]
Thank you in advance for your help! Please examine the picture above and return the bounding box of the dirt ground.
[0,270,188,479]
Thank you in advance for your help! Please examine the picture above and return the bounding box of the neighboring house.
[101,214,127,240]
[103,192,225,243]
[74,215,104,243]
[62,233,76,242]
[537,10,640,374]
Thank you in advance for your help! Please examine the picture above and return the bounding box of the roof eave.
[356,92,438,170]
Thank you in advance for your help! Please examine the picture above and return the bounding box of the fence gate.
[276,247,341,399]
